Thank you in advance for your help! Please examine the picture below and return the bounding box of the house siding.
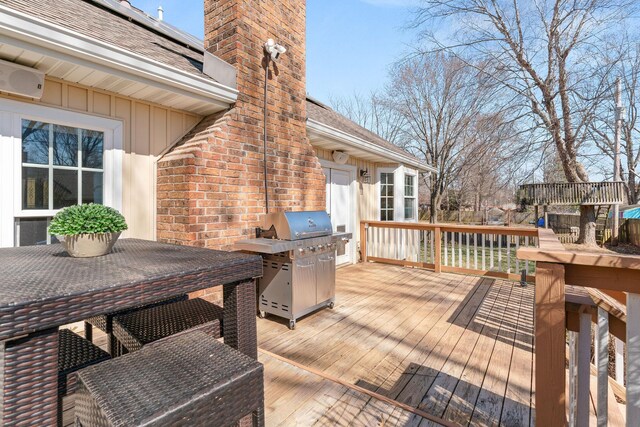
[1,77,201,241]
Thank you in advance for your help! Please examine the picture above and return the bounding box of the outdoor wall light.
[360,169,371,184]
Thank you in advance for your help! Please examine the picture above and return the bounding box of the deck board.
[259,263,536,426]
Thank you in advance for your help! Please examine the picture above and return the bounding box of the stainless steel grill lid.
[263,211,332,240]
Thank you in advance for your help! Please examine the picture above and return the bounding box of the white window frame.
[404,172,417,220]
[378,167,396,221]
[0,98,123,247]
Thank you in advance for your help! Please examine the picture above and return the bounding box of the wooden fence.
[360,221,538,282]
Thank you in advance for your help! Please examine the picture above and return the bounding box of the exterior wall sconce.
[360,169,371,184]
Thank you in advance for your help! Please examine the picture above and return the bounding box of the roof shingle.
[1,0,210,80]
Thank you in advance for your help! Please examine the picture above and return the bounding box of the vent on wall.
[0,59,45,99]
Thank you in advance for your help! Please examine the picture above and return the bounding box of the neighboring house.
[0,0,432,266]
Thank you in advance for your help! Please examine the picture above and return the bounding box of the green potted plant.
[48,204,128,258]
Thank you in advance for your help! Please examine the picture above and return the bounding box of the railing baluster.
[597,307,609,427]
[474,233,478,270]
[466,232,470,269]
[443,231,448,266]
[490,234,494,270]
[481,234,486,271]
[514,237,519,274]
[451,232,456,267]
[569,331,577,426]
[507,236,512,274]
[615,337,624,385]
[627,292,640,425]
[458,232,462,268]
[498,235,502,272]
[577,310,591,427]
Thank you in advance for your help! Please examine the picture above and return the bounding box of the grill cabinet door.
[316,252,336,303]
[292,256,317,315]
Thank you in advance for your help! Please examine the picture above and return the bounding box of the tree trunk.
[576,205,597,246]
[430,194,439,223]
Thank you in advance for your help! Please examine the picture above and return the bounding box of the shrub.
[48,204,128,236]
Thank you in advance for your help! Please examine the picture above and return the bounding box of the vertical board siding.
[1,77,201,240]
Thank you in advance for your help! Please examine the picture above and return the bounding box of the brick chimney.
[156,0,326,250]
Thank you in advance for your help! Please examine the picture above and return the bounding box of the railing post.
[535,262,566,426]
[434,227,441,273]
[360,222,367,263]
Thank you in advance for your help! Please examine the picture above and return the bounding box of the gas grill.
[234,211,351,329]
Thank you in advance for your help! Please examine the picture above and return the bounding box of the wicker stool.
[58,329,110,426]
[111,298,224,356]
[74,330,265,427]
[84,295,187,355]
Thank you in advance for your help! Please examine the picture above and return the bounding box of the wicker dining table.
[0,238,263,426]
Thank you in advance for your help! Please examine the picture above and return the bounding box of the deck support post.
[535,262,566,426]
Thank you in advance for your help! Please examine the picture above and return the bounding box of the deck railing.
[519,181,625,205]
[518,230,640,426]
[360,221,538,281]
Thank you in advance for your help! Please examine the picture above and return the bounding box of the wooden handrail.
[519,181,625,206]
[361,220,537,282]
[518,228,640,426]
[362,220,538,236]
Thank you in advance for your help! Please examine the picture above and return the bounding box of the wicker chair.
[111,298,224,356]
[83,295,187,355]
[58,329,110,426]
[74,330,265,427]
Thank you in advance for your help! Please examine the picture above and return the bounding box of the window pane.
[16,218,58,246]
[53,125,78,166]
[82,171,103,204]
[22,167,49,209]
[405,175,415,197]
[405,198,415,219]
[82,129,104,168]
[53,169,78,208]
[21,120,49,164]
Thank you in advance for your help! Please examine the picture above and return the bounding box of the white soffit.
[0,5,238,115]
[307,119,435,173]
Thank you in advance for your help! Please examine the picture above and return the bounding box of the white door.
[324,168,352,265]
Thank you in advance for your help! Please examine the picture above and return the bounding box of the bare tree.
[415,0,634,244]
[592,42,640,204]
[330,91,408,146]
[385,53,512,222]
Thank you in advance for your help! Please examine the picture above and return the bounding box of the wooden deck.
[258,263,535,426]
[63,263,536,426]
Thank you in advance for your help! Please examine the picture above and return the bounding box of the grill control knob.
[298,248,304,254]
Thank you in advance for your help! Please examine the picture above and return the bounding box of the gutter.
[306,119,436,173]
[0,5,238,107]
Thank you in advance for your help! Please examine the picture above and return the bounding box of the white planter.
[57,232,121,258]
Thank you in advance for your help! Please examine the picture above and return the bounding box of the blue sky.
[133,0,419,104]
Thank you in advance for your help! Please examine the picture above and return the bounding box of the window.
[404,174,416,220]
[17,119,105,246]
[380,172,394,221]
[0,98,122,248]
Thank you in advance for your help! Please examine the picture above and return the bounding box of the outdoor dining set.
[0,239,265,426]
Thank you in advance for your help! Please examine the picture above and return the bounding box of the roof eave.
[0,5,238,108]
[307,118,435,173]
